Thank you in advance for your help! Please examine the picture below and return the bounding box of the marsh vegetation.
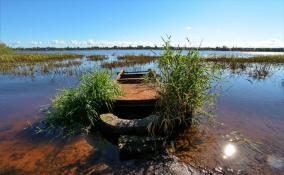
[44,70,122,136]
[0,43,85,76]
[101,53,284,69]
[101,55,159,69]
[148,39,219,136]
[86,55,107,61]
[204,54,284,63]
[1,42,284,174]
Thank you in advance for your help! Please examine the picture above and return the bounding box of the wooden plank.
[115,84,158,100]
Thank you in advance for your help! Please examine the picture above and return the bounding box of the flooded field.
[0,50,284,174]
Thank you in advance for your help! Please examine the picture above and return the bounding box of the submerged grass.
[102,54,284,69]
[86,55,107,61]
[118,55,160,63]
[101,55,159,69]
[45,70,122,136]
[101,61,141,69]
[40,60,82,73]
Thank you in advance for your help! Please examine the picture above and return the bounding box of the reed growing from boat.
[148,38,219,135]
[45,70,122,136]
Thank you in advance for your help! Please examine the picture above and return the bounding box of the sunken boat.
[112,70,159,119]
[98,70,159,135]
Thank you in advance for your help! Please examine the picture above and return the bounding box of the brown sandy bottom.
[0,122,94,174]
[0,115,283,175]
[0,119,196,175]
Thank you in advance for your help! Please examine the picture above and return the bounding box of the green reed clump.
[45,70,122,136]
[0,43,12,54]
[86,55,107,61]
[149,38,218,135]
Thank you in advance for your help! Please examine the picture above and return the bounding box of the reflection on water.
[267,155,284,169]
[0,50,284,174]
[223,143,236,159]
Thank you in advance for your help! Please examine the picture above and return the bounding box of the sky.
[1,0,284,48]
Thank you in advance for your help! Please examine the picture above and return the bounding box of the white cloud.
[186,26,192,31]
[30,41,43,46]
[49,40,66,45]
[9,41,21,46]
[7,38,284,48]
[202,39,284,48]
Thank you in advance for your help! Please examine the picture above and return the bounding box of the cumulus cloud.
[30,41,43,46]
[9,41,21,46]
[186,26,192,31]
[49,40,66,45]
[202,39,284,48]
[7,38,284,48]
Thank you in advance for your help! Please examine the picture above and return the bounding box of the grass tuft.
[45,70,122,136]
[148,38,219,136]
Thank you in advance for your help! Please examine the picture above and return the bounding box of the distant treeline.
[14,46,284,52]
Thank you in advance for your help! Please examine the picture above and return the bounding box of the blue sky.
[1,0,284,48]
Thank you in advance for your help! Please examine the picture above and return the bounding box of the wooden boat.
[113,70,158,119]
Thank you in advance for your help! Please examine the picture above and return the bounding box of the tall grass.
[45,70,122,136]
[149,38,218,135]
[0,43,12,54]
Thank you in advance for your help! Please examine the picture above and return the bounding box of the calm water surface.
[0,50,283,174]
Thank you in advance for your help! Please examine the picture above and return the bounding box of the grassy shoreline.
[0,53,84,63]
[0,47,85,76]
[204,55,284,63]
[101,54,284,69]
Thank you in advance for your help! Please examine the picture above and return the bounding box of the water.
[174,67,284,174]
[20,49,284,57]
[0,50,283,174]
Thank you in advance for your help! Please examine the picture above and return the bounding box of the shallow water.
[174,68,284,174]
[0,50,283,174]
